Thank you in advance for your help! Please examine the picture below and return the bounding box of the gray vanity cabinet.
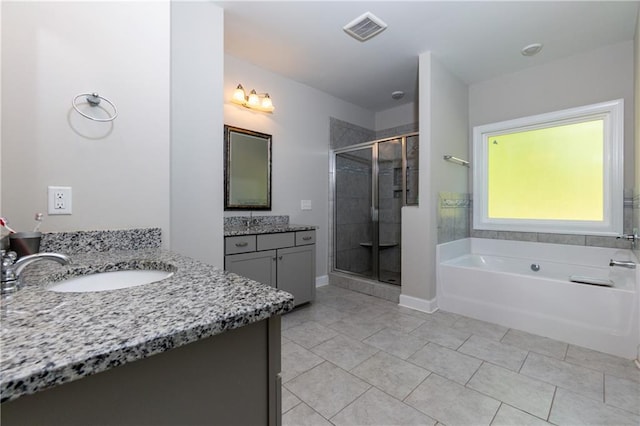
[225,230,315,306]
[225,249,277,287]
[276,245,314,305]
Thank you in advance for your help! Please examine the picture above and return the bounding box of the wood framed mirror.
[224,125,272,210]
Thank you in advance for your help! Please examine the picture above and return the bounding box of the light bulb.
[261,94,273,111]
[232,84,246,104]
[248,90,260,107]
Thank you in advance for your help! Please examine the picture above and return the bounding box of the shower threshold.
[329,271,401,303]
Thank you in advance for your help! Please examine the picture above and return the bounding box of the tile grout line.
[464,360,485,387]
[562,342,569,361]
[601,370,606,404]
[488,402,503,425]
[402,371,433,403]
[518,350,531,374]
[546,386,558,422]
[454,331,474,352]
[327,383,373,424]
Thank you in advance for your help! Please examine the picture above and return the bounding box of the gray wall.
[403,52,469,307]
[170,2,224,266]
[469,40,635,250]
[634,8,640,259]
[2,2,171,240]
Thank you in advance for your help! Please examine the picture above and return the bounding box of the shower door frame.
[330,132,418,283]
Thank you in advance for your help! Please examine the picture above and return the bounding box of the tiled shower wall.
[437,192,471,244]
[329,117,375,150]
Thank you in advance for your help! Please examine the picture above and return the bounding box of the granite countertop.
[0,248,294,403]
[224,223,317,237]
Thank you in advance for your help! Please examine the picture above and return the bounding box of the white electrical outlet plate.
[301,200,312,211]
[48,186,72,215]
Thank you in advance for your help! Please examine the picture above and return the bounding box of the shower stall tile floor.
[281,285,640,426]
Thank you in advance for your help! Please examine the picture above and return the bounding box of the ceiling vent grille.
[343,12,387,42]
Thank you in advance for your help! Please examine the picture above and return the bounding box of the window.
[473,99,623,236]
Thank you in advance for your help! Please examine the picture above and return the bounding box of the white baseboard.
[399,294,438,314]
[316,275,329,287]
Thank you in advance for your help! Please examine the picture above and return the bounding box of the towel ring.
[72,93,118,122]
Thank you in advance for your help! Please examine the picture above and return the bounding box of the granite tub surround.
[224,215,317,236]
[1,247,294,403]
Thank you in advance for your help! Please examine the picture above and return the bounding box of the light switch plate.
[301,200,312,211]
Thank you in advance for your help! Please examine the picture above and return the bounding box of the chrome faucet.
[609,259,636,269]
[243,212,258,228]
[1,250,71,295]
[617,232,638,249]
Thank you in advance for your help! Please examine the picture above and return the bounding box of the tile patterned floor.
[281,285,640,426]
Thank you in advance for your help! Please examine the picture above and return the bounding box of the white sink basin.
[48,270,174,293]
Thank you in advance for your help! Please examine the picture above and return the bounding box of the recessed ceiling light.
[521,43,543,57]
[391,91,404,100]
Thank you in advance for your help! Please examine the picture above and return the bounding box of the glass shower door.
[333,134,415,285]
[334,147,374,278]
[377,139,402,284]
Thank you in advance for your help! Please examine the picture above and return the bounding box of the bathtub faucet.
[617,232,638,249]
[609,259,636,269]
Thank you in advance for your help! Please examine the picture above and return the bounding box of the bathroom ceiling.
[215,1,639,112]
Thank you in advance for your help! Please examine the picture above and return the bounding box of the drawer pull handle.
[302,236,312,241]
[235,242,249,247]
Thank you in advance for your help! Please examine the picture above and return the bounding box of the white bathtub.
[437,238,639,359]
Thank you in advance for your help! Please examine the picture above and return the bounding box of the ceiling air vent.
[343,12,387,42]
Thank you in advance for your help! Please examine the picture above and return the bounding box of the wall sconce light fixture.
[231,84,274,113]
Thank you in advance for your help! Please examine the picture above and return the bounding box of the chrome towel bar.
[443,155,469,167]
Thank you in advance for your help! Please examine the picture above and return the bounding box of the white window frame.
[472,99,624,236]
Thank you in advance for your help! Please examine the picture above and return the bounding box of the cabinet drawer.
[225,235,256,254]
[295,230,316,246]
[257,232,295,250]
